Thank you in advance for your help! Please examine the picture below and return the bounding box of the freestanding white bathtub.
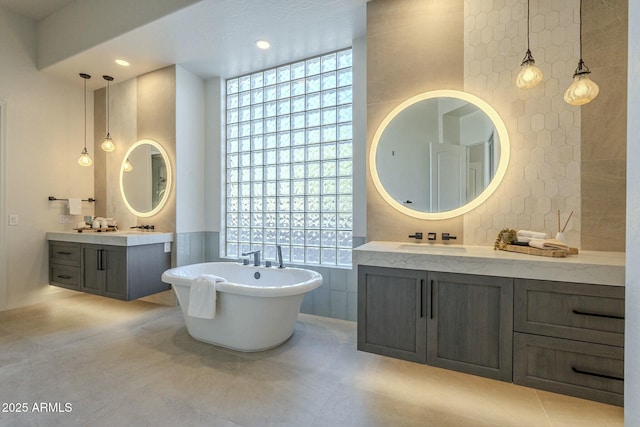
[161,262,322,351]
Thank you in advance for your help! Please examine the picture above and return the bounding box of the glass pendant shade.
[78,147,93,166]
[101,133,115,152]
[516,0,542,89]
[564,0,599,106]
[123,158,133,172]
[516,57,543,89]
[564,62,599,106]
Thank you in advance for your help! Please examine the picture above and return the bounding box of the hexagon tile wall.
[463,0,581,247]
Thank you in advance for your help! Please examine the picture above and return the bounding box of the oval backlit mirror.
[120,139,171,217]
[370,90,510,220]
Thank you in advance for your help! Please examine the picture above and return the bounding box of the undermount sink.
[397,243,467,252]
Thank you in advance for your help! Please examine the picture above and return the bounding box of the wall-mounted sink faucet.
[442,233,457,241]
[130,225,155,230]
[408,232,423,240]
[241,250,261,266]
[427,232,437,241]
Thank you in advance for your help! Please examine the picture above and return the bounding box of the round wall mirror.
[370,90,510,220]
[120,139,171,217]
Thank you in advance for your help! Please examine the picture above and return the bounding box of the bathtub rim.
[161,262,322,297]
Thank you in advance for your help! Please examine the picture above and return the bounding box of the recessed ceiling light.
[115,59,130,67]
[256,40,270,50]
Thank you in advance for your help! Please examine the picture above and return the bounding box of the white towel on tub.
[188,274,227,319]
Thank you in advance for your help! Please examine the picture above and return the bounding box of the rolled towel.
[529,238,569,253]
[516,229,548,243]
[188,274,227,319]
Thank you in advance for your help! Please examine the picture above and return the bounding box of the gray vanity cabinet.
[358,265,427,363]
[81,244,127,299]
[513,279,625,406]
[427,272,513,381]
[49,240,171,301]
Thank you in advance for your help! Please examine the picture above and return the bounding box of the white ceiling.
[0,0,367,89]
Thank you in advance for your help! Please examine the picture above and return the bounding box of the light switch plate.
[9,214,18,226]
[164,242,171,253]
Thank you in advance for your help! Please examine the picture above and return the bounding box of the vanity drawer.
[50,265,81,290]
[513,333,623,406]
[50,241,81,267]
[514,279,624,347]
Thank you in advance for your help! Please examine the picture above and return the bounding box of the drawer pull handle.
[572,309,624,320]
[56,251,73,255]
[57,275,73,280]
[572,367,623,382]
[429,280,434,320]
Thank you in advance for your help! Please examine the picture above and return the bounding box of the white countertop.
[353,241,625,286]
[47,231,174,247]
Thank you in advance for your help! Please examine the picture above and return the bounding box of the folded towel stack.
[516,230,548,243]
[528,238,569,253]
[188,274,227,319]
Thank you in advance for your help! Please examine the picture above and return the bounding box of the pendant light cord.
[526,0,530,50]
[106,80,109,133]
[102,75,114,139]
[575,0,588,75]
[84,77,87,150]
[579,0,583,61]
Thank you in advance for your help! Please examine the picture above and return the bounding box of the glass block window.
[225,49,353,266]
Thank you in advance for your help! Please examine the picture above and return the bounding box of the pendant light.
[564,0,599,105]
[77,73,93,167]
[516,0,543,89]
[123,158,133,172]
[101,75,115,152]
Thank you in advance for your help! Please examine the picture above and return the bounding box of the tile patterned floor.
[0,293,624,426]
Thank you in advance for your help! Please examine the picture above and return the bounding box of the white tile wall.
[463,0,581,247]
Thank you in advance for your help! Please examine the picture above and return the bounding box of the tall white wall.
[352,35,367,238]
[625,0,640,419]
[204,77,223,233]
[175,65,205,233]
[0,7,94,310]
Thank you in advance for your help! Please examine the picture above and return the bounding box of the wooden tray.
[499,244,578,258]
[73,227,118,233]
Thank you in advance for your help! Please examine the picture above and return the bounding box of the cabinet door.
[427,272,513,381]
[358,265,427,363]
[81,244,127,299]
[81,245,103,295]
[126,244,171,300]
[103,246,127,300]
